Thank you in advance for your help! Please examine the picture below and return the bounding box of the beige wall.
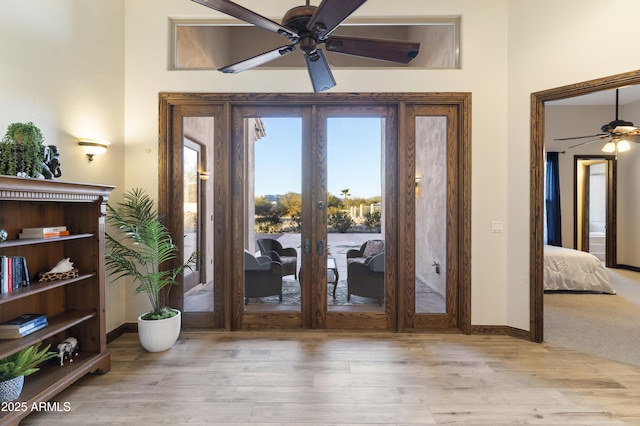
[617,100,640,266]
[0,0,126,332]
[125,0,510,326]
[4,0,640,332]
[506,0,640,330]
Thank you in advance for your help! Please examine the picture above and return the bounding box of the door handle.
[317,240,324,255]
[304,239,311,255]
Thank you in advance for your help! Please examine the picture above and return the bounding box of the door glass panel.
[327,117,385,312]
[587,162,606,261]
[244,117,302,312]
[415,116,447,313]
[183,117,214,313]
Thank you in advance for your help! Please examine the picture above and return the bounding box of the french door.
[159,92,471,333]
[232,105,396,329]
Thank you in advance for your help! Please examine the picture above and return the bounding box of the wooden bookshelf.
[0,176,114,425]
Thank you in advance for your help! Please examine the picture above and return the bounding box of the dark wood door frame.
[159,92,471,333]
[573,156,617,267]
[530,69,640,342]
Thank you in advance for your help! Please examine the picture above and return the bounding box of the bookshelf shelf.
[0,176,114,425]
[0,273,95,303]
[0,233,94,249]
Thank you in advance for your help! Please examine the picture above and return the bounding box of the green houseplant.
[0,344,57,402]
[0,122,45,178]
[105,188,197,352]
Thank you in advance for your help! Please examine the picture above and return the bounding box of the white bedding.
[544,245,616,294]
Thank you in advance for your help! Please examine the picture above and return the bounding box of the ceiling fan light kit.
[191,0,421,92]
[602,139,630,153]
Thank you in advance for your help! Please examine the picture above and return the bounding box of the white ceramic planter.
[137,309,181,352]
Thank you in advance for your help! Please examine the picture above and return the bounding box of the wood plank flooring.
[22,331,640,425]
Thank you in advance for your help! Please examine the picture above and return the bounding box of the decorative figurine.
[42,145,62,179]
[0,228,7,242]
[57,337,79,366]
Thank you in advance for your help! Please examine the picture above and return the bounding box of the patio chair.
[346,239,385,265]
[257,238,298,279]
[347,252,385,306]
[244,250,283,304]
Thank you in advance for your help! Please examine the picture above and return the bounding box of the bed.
[544,245,616,294]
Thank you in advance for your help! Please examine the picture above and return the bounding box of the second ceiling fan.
[191,0,421,92]
[555,88,640,151]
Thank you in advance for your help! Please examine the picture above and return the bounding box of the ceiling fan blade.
[306,0,368,40]
[191,0,299,42]
[554,133,607,141]
[622,134,640,143]
[568,137,607,149]
[304,49,336,92]
[219,45,296,73]
[325,35,420,64]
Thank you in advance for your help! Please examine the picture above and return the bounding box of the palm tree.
[340,188,350,205]
[105,188,198,320]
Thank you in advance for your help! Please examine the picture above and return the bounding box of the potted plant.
[105,188,197,352]
[0,343,57,402]
[0,122,45,178]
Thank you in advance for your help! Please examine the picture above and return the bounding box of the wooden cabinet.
[0,176,114,425]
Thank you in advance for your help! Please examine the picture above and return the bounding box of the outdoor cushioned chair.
[244,250,283,305]
[257,238,298,279]
[346,239,385,265]
[347,251,385,306]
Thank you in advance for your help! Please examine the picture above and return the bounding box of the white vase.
[137,309,181,352]
[0,376,24,402]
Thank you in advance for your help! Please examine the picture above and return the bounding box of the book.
[6,256,11,292]
[19,230,70,239]
[20,226,67,233]
[0,256,6,294]
[11,256,21,290]
[0,320,48,339]
[22,256,30,286]
[0,317,48,335]
[0,313,48,331]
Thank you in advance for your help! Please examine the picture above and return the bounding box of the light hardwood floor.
[22,331,640,425]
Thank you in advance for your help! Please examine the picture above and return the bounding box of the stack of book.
[0,313,48,339]
[0,256,30,293]
[18,226,69,240]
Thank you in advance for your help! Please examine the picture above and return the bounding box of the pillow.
[362,240,384,258]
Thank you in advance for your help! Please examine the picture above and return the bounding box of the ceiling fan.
[191,0,421,92]
[555,89,640,151]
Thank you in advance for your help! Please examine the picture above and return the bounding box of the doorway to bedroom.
[531,70,640,343]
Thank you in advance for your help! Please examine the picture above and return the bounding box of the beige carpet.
[544,267,640,367]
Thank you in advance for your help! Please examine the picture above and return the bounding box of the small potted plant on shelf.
[0,343,57,402]
[105,188,197,352]
[0,122,46,178]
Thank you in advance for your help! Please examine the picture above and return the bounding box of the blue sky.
[255,117,382,199]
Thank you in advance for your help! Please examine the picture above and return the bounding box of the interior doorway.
[574,156,616,267]
[530,69,640,342]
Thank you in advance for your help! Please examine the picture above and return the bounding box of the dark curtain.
[545,151,562,246]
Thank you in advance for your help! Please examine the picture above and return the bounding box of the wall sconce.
[415,176,422,187]
[78,138,110,162]
[199,171,210,180]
